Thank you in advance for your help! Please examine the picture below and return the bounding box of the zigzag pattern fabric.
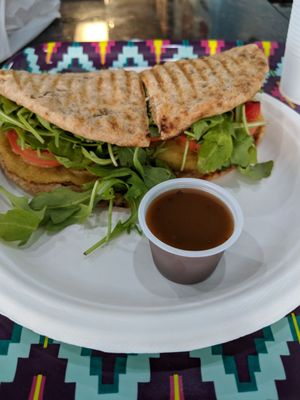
[0,40,299,399]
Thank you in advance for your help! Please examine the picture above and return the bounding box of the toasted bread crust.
[0,69,150,147]
[141,44,268,140]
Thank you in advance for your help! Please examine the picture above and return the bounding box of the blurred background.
[29,0,293,44]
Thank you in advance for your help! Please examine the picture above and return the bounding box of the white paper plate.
[0,93,299,353]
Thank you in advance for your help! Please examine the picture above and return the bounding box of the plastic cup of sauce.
[138,178,243,284]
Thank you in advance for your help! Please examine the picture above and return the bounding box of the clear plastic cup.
[138,178,244,284]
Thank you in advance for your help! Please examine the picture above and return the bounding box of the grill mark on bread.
[109,115,120,133]
[151,67,167,92]
[22,72,38,94]
[38,73,49,94]
[61,75,74,109]
[190,59,208,82]
[51,74,61,93]
[173,62,198,99]
[218,57,241,82]
[12,70,21,90]
[96,74,103,98]
[78,75,88,106]
[125,71,132,99]
[201,57,225,85]
[227,55,243,69]
[110,70,117,102]
[163,64,186,103]
[209,58,234,86]
[180,61,209,91]
[216,59,233,77]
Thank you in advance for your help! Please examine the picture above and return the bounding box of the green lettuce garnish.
[181,104,273,180]
[197,124,234,174]
[238,161,273,180]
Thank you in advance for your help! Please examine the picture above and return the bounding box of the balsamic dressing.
[146,188,234,251]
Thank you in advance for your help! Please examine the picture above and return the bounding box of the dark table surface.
[29,0,292,46]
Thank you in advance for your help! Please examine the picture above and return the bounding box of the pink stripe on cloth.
[38,375,46,400]
[28,375,37,400]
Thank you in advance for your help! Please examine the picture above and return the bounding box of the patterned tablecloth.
[0,40,300,400]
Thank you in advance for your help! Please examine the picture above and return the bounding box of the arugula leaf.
[197,128,233,174]
[48,206,81,225]
[48,141,90,169]
[0,208,45,243]
[231,130,256,167]
[0,96,19,115]
[16,108,44,143]
[81,147,113,166]
[0,108,28,132]
[125,174,147,201]
[133,147,145,176]
[238,161,274,180]
[84,198,139,255]
[87,165,133,179]
[0,186,31,210]
[30,187,92,210]
[36,114,60,134]
[107,143,118,166]
[191,114,225,140]
[117,147,135,167]
[235,105,243,122]
[94,178,127,203]
[143,166,175,188]
[180,137,190,171]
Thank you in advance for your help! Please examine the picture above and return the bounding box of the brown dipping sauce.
[146,188,234,251]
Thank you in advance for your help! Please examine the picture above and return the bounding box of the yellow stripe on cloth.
[291,312,300,343]
[33,374,43,400]
[46,42,56,64]
[173,373,180,400]
[43,336,48,348]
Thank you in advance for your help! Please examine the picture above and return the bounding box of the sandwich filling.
[0,94,272,252]
[0,95,272,188]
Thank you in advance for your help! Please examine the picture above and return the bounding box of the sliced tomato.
[245,101,261,122]
[7,130,61,168]
[177,135,200,153]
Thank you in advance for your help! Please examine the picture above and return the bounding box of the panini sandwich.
[0,44,272,196]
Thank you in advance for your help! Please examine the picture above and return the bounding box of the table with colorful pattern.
[0,40,299,400]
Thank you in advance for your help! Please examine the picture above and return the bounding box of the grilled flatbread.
[0,69,150,147]
[141,44,268,140]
